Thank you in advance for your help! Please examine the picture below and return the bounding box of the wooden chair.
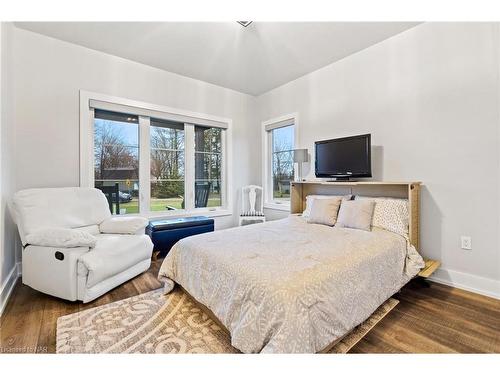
[239,185,266,226]
[194,181,211,208]
[167,181,212,210]
[96,183,120,215]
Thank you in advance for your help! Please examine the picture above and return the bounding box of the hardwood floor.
[0,260,498,353]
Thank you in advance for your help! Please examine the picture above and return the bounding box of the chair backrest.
[96,183,120,214]
[13,187,111,245]
[195,181,211,208]
[241,185,264,215]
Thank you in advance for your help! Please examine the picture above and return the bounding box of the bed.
[158,210,424,353]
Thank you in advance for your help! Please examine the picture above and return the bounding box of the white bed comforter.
[158,216,424,353]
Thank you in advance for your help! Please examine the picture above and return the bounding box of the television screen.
[315,134,371,179]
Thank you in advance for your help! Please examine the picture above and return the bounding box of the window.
[195,126,222,208]
[94,110,140,214]
[150,119,185,211]
[271,125,294,201]
[263,114,297,209]
[82,92,230,216]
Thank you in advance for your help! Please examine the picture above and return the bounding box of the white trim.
[95,207,232,221]
[261,112,299,129]
[184,124,195,209]
[429,267,500,300]
[221,124,231,211]
[261,112,299,209]
[148,209,232,220]
[496,23,500,301]
[138,116,150,215]
[0,263,20,317]
[79,90,232,216]
[264,117,294,132]
[88,97,229,129]
[79,95,94,187]
[263,202,291,212]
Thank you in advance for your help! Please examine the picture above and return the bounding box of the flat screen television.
[315,134,371,180]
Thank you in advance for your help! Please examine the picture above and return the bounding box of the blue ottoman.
[146,216,214,256]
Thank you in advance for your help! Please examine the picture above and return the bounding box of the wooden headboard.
[290,181,421,251]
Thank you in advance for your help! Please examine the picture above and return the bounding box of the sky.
[95,118,139,146]
[272,125,294,151]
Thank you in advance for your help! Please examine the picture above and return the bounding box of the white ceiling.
[15,22,419,96]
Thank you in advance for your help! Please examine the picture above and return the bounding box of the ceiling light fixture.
[237,21,253,28]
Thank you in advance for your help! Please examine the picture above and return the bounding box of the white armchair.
[12,187,153,303]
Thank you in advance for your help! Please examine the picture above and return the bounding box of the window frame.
[80,90,232,219]
[261,113,299,211]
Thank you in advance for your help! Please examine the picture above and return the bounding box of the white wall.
[257,23,500,298]
[3,23,499,304]
[11,26,259,233]
[0,22,19,315]
[2,26,260,294]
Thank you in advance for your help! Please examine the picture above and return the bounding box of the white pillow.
[26,227,97,248]
[355,196,409,237]
[336,200,375,232]
[302,194,351,218]
[306,197,342,226]
[99,216,149,234]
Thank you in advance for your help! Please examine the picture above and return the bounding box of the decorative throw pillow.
[355,196,409,237]
[302,194,351,218]
[336,200,375,231]
[306,197,342,226]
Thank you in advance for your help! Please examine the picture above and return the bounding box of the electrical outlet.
[461,236,472,250]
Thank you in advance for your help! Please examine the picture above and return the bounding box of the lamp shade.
[293,149,308,163]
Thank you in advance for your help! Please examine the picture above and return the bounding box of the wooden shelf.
[291,180,421,186]
[290,180,422,250]
[418,259,441,278]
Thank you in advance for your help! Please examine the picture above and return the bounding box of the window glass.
[150,119,185,211]
[271,125,294,201]
[90,104,227,213]
[94,109,139,214]
[194,126,222,208]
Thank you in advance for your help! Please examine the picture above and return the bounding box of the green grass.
[116,197,221,214]
[273,192,290,199]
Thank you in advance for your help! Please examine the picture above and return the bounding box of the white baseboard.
[429,267,500,300]
[0,262,21,317]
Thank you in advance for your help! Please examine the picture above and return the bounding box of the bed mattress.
[158,216,423,353]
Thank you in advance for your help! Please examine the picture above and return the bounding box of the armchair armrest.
[99,216,149,235]
[25,227,97,248]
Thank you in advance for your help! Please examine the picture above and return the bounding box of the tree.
[147,125,224,201]
[195,127,221,195]
[150,126,184,198]
[94,120,138,180]
[272,136,294,197]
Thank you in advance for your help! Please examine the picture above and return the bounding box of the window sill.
[264,203,291,212]
[116,209,233,220]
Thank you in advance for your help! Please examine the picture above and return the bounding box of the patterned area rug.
[56,288,398,354]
